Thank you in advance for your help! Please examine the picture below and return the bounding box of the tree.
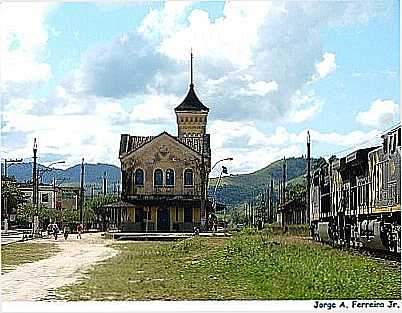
[1,180,27,219]
[288,183,306,201]
[16,202,35,227]
[84,195,118,226]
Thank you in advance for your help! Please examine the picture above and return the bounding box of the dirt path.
[1,233,117,301]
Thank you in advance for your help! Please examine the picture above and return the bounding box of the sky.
[1,1,400,177]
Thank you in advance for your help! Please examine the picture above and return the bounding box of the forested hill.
[1,162,120,186]
[3,157,323,208]
[208,157,322,210]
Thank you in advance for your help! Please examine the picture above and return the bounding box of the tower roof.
[175,85,209,112]
[175,51,209,112]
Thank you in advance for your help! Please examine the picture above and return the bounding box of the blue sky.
[1,1,400,176]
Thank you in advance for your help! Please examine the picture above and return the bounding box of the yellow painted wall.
[170,208,176,223]
[129,207,135,222]
[151,207,157,223]
[193,207,200,222]
[178,207,184,222]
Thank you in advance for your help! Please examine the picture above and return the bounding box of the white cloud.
[311,52,337,81]
[138,1,191,44]
[70,1,391,125]
[286,90,323,123]
[148,2,274,68]
[1,93,167,166]
[2,1,394,174]
[207,120,383,175]
[129,94,180,122]
[288,101,322,123]
[1,2,54,83]
[356,99,399,127]
[238,80,278,97]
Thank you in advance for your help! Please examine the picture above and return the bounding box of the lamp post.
[36,160,65,232]
[212,165,228,213]
[37,161,66,183]
[211,157,233,172]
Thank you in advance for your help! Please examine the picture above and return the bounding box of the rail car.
[310,125,401,253]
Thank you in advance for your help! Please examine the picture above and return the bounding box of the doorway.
[157,208,170,231]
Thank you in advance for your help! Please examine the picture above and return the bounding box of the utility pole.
[4,158,23,178]
[79,158,84,224]
[270,180,274,223]
[103,171,107,196]
[307,131,311,225]
[278,179,281,206]
[282,156,286,204]
[32,139,38,208]
[31,138,38,236]
[266,185,270,223]
[53,177,56,210]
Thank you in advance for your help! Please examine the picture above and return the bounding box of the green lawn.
[1,242,61,273]
[56,230,401,300]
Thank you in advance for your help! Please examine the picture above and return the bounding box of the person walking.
[52,223,59,240]
[76,223,82,239]
[63,225,69,240]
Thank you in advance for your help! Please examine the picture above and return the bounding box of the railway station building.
[117,54,212,232]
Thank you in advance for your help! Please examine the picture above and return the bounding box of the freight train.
[310,125,401,253]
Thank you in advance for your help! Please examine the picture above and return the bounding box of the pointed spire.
[174,49,209,112]
[190,48,194,88]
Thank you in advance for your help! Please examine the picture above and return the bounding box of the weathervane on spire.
[190,48,194,88]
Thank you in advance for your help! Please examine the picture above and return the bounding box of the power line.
[319,123,400,158]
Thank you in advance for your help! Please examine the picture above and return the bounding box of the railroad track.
[359,248,401,263]
[310,238,401,263]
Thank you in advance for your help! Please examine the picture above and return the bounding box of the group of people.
[48,222,83,240]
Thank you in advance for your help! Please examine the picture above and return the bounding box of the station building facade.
[118,55,211,232]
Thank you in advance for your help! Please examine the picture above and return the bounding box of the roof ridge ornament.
[174,49,209,112]
[190,48,194,88]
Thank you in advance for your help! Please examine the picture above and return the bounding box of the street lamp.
[212,165,228,212]
[35,160,65,235]
[211,157,233,171]
[38,160,66,183]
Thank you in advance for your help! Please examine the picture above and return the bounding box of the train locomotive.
[310,125,401,253]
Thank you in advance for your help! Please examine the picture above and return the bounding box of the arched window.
[166,169,174,187]
[134,169,144,186]
[154,169,163,186]
[184,169,193,186]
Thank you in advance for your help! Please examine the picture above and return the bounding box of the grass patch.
[56,232,401,300]
[1,242,61,273]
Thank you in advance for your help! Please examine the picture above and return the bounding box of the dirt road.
[1,233,117,301]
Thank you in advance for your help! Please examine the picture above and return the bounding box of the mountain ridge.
[2,157,322,208]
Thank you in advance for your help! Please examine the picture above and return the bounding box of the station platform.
[103,231,231,241]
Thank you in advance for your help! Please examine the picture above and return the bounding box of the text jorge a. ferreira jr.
[314,300,401,310]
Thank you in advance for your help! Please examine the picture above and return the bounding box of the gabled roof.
[120,131,204,162]
[174,84,209,112]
